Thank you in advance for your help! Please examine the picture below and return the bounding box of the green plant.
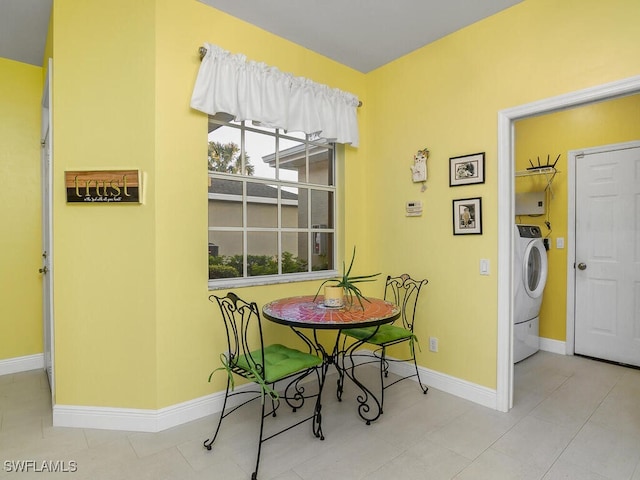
[208,251,310,278]
[209,264,240,279]
[314,246,380,309]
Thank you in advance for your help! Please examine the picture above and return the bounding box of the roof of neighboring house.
[262,142,330,171]
[209,177,298,200]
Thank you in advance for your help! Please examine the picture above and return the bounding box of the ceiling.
[197,0,524,73]
[0,0,52,67]
[0,0,523,72]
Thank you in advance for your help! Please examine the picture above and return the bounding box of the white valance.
[190,43,360,147]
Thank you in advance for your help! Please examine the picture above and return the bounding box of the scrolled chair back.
[383,274,428,332]
[211,292,266,378]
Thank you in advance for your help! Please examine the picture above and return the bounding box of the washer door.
[522,240,547,298]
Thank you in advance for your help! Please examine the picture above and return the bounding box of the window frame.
[207,117,339,289]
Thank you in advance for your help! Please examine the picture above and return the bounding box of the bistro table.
[262,295,400,434]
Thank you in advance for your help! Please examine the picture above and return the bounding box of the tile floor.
[1,351,639,479]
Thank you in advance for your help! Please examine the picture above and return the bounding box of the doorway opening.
[496,75,640,412]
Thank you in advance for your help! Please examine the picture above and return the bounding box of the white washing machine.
[513,224,548,363]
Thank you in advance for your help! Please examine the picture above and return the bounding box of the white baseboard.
[54,381,272,433]
[54,391,223,432]
[540,337,567,355]
[0,353,44,376]
[380,353,497,410]
[53,352,498,432]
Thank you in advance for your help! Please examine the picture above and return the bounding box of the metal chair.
[340,274,429,414]
[204,292,323,480]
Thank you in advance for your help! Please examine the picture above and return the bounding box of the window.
[207,114,337,286]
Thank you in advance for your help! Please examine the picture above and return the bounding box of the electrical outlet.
[429,337,438,352]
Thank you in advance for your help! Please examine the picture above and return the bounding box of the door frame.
[496,75,640,412]
[565,140,640,357]
[41,58,55,403]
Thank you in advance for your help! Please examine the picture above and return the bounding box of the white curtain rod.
[197,46,362,108]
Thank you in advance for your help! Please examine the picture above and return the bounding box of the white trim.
[539,337,566,355]
[497,109,515,412]
[566,148,577,356]
[54,392,224,432]
[209,269,338,290]
[383,354,497,409]
[42,58,55,404]
[53,383,260,432]
[0,354,44,376]
[496,75,640,414]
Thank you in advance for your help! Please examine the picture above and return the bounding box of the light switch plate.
[480,259,490,275]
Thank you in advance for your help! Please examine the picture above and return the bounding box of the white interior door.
[574,142,640,367]
[41,59,55,402]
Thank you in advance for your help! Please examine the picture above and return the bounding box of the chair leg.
[204,377,231,451]
[270,391,278,417]
[412,350,429,395]
[381,350,390,378]
[252,393,267,480]
[379,346,387,413]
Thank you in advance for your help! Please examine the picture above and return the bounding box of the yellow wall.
[52,0,158,407]
[0,58,44,361]
[515,94,640,341]
[365,0,640,387]
[153,0,366,408]
[50,0,366,409]
[12,0,640,411]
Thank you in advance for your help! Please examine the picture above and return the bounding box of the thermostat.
[406,200,423,217]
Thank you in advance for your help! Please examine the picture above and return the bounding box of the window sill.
[208,270,339,291]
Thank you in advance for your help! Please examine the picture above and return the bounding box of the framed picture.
[449,152,485,186]
[453,197,482,235]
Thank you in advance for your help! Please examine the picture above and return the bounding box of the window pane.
[283,187,306,228]
[279,136,306,183]
[247,182,278,228]
[209,178,243,227]
[312,232,333,271]
[207,114,336,285]
[309,145,333,186]
[207,126,242,174]
[282,232,308,273]
[310,190,334,228]
[246,130,276,179]
[247,232,278,276]
[208,231,243,279]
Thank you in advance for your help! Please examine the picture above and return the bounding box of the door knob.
[577,262,587,270]
[39,266,49,274]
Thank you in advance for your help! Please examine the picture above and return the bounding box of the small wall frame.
[449,152,485,187]
[453,197,482,235]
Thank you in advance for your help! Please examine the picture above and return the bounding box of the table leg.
[290,327,329,440]
[336,331,384,425]
[312,357,327,440]
[289,326,385,428]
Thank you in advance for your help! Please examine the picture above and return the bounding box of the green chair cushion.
[342,325,413,346]
[235,343,322,384]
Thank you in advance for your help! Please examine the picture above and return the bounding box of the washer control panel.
[516,224,542,238]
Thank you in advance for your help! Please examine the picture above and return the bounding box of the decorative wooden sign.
[65,170,141,204]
